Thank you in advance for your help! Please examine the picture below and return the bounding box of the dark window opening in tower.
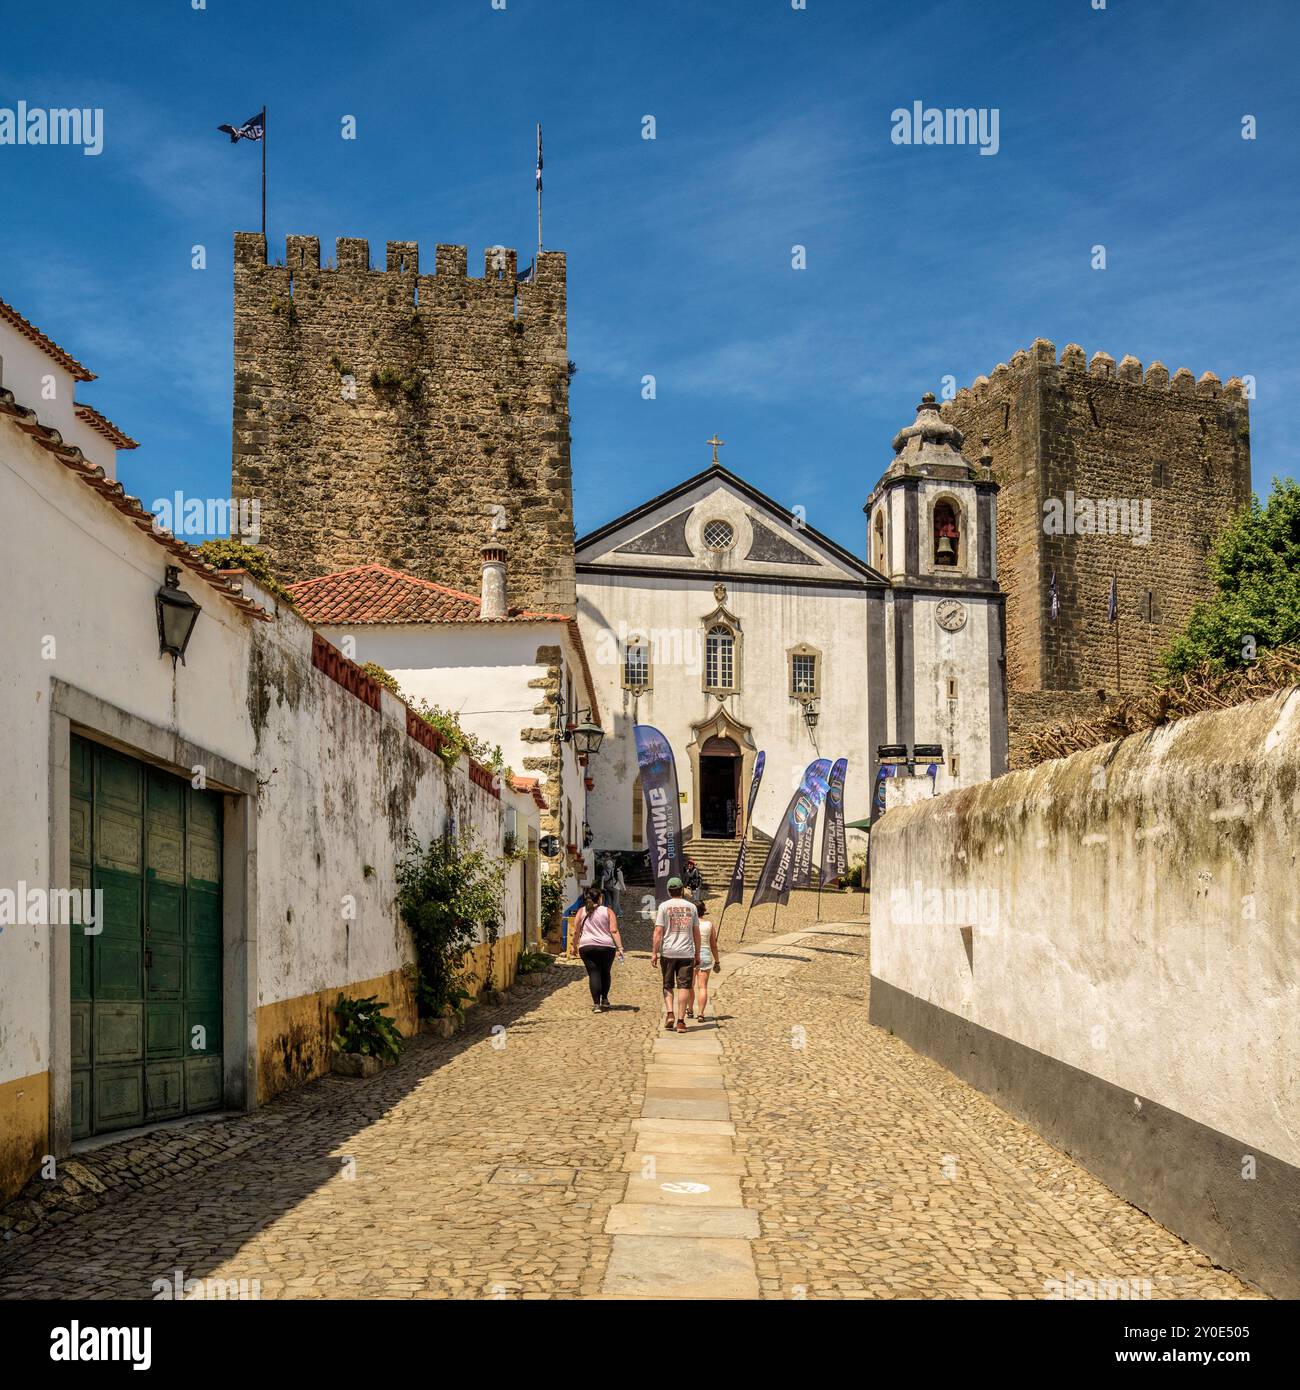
[934,501,959,566]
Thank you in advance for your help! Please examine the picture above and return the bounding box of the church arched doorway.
[699,735,741,838]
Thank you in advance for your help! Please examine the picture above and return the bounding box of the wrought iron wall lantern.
[156,566,201,665]
[560,703,605,757]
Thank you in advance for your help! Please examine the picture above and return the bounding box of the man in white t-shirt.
[651,876,701,1033]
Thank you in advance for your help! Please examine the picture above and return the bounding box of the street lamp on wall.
[156,566,201,666]
[802,697,820,731]
[561,703,605,757]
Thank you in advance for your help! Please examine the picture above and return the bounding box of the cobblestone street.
[0,898,1262,1301]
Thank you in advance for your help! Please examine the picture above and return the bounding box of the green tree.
[1162,478,1300,675]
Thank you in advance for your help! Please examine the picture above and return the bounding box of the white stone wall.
[577,571,875,855]
[909,591,996,783]
[870,689,1300,1167]
[315,620,595,900]
[0,397,533,1098]
[0,318,118,477]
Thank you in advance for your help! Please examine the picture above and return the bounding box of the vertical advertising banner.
[724,750,766,913]
[753,758,831,908]
[634,725,683,905]
[787,757,834,895]
[819,758,849,886]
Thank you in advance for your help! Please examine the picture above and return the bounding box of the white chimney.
[480,543,508,620]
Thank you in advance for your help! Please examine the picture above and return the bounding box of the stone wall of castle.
[944,339,1251,700]
[231,233,576,614]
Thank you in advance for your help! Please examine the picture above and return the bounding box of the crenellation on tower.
[230,230,576,613]
[940,337,1251,757]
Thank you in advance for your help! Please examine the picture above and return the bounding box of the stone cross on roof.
[706,434,725,465]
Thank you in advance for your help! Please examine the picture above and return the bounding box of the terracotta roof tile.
[285,565,600,727]
[286,563,566,625]
[75,402,138,450]
[0,295,95,382]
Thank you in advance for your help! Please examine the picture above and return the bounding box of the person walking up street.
[608,859,625,915]
[574,886,625,1013]
[693,899,721,1023]
[651,876,700,1033]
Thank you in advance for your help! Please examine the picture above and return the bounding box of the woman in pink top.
[575,885,625,1013]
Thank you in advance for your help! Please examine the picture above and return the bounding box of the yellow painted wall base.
[0,1070,50,1204]
[460,932,521,996]
[256,967,418,1104]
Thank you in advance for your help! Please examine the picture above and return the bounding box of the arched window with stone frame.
[704,622,738,694]
[932,496,962,569]
[872,507,887,572]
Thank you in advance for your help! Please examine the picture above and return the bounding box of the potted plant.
[330,994,405,1076]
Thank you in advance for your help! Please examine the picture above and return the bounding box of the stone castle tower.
[231,233,576,613]
[942,338,1251,737]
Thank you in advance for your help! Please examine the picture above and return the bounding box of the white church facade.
[575,395,1009,868]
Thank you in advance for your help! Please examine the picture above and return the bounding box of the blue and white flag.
[1107,573,1118,624]
[535,125,543,191]
[1049,568,1060,623]
[218,109,265,143]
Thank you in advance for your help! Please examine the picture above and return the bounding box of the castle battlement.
[230,230,575,614]
[233,232,565,288]
[941,337,1247,413]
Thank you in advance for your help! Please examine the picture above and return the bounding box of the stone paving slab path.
[0,898,1265,1300]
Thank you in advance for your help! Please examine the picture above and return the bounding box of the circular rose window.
[702,519,734,551]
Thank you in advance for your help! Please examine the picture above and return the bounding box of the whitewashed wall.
[577,571,874,853]
[869,690,1300,1296]
[1,397,532,1132]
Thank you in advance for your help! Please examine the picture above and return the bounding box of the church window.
[623,639,650,690]
[934,501,959,567]
[873,509,886,570]
[705,624,736,691]
[791,653,817,699]
[702,519,735,552]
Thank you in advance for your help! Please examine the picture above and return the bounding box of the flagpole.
[536,122,542,258]
[261,106,267,240]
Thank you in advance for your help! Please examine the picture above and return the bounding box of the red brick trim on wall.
[311,633,381,709]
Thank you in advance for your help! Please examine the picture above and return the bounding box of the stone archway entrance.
[699,736,740,838]
[686,709,757,843]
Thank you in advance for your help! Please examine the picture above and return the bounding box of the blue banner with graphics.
[818,758,849,886]
[789,757,834,893]
[634,724,683,904]
[753,758,832,908]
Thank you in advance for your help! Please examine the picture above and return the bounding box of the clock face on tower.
[935,599,968,632]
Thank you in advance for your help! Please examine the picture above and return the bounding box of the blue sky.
[2,0,1296,555]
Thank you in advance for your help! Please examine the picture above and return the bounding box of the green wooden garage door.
[69,735,223,1138]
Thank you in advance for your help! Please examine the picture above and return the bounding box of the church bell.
[936,534,957,564]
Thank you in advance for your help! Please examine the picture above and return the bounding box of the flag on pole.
[217,109,265,143]
[1049,568,1060,623]
[1107,574,1118,623]
[751,759,831,910]
[535,125,543,191]
[818,758,849,886]
[724,752,765,913]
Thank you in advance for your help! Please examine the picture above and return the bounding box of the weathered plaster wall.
[1,400,533,1197]
[870,689,1300,1296]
